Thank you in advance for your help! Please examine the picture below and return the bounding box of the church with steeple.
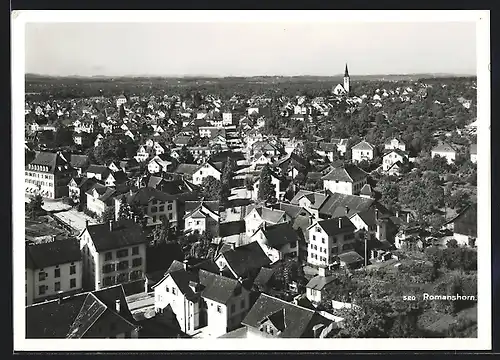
[332,63,350,96]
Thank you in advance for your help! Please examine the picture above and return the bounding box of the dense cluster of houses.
[24,68,478,339]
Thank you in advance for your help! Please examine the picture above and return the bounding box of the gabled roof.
[318,191,375,218]
[384,138,405,146]
[107,170,128,184]
[290,190,329,210]
[432,142,456,153]
[68,154,89,169]
[246,206,286,224]
[306,275,337,291]
[359,184,373,197]
[184,201,220,217]
[87,164,111,176]
[218,242,271,278]
[200,272,242,305]
[309,216,356,236]
[253,267,276,290]
[174,163,200,176]
[318,142,338,152]
[26,238,81,270]
[85,219,147,252]
[256,222,301,250]
[278,202,312,219]
[383,148,409,158]
[351,141,374,151]
[29,151,70,173]
[126,187,176,205]
[452,203,477,238]
[321,164,368,183]
[26,285,137,339]
[338,251,364,265]
[242,293,330,338]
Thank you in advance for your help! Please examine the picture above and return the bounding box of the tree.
[189,232,214,259]
[117,198,132,220]
[26,194,45,219]
[152,218,174,246]
[335,300,392,338]
[377,177,400,212]
[100,206,115,223]
[221,157,237,186]
[54,126,74,147]
[178,145,195,164]
[300,142,316,162]
[200,176,222,201]
[119,104,126,119]
[448,189,472,211]
[92,134,128,165]
[258,164,276,203]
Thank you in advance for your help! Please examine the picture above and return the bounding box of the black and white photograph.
[12,10,491,351]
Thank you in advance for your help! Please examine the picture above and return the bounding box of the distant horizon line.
[25,72,477,79]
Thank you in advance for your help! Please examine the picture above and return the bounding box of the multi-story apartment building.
[306,217,357,267]
[26,238,83,305]
[25,151,75,199]
[322,164,368,196]
[114,187,179,229]
[79,219,147,291]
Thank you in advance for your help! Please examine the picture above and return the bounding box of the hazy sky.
[25,22,477,76]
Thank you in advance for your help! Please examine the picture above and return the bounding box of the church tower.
[343,63,350,93]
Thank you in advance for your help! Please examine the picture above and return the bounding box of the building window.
[117,272,129,283]
[159,205,165,212]
[70,278,76,288]
[54,268,60,278]
[117,249,128,258]
[132,257,142,267]
[55,282,61,292]
[167,204,172,211]
[69,264,76,275]
[322,238,325,244]
[168,213,173,220]
[132,246,139,255]
[165,286,169,293]
[103,276,114,287]
[231,304,236,314]
[217,305,222,313]
[118,260,129,271]
[151,206,158,213]
[38,271,46,282]
[39,285,46,295]
[172,288,176,295]
[103,264,115,274]
[312,235,316,241]
[105,252,113,261]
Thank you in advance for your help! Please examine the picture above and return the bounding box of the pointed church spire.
[344,63,349,77]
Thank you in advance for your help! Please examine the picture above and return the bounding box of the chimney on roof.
[115,299,121,313]
[338,217,342,229]
[395,210,399,218]
[109,219,113,232]
[183,259,189,271]
[375,208,379,220]
[345,206,349,216]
